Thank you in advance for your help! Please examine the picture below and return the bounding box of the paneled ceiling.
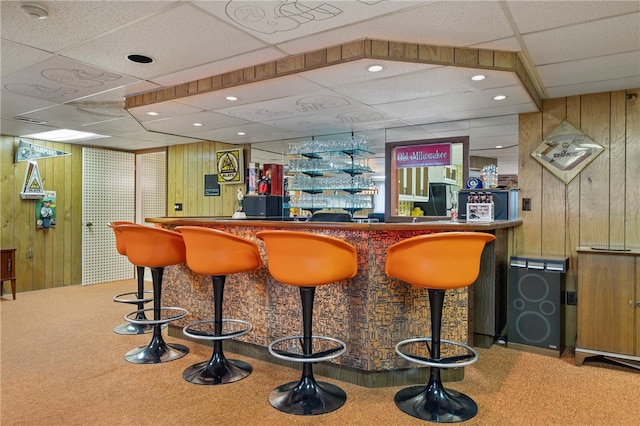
[2,1,639,175]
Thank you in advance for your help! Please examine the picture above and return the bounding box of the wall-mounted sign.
[216,148,244,184]
[15,139,70,163]
[531,120,604,184]
[204,174,220,196]
[394,143,451,168]
[20,160,46,199]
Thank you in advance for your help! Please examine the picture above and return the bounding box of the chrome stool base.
[395,384,477,423]
[269,377,346,416]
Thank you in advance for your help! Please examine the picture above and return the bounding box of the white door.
[82,147,135,285]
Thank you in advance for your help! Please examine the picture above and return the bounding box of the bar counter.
[148,217,521,387]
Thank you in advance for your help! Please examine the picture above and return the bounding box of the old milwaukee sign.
[395,143,451,168]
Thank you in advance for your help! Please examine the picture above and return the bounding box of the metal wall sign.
[531,120,604,184]
[216,148,244,184]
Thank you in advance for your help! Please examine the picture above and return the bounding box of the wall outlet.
[522,198,531,211]
[566,291,577,305]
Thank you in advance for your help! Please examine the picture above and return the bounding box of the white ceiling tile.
[538,51,640,89]
[1,56,138,104]
[507,0,640,34]
[0,1,175,53]
[523,13,640,65]
[60,3,268,79]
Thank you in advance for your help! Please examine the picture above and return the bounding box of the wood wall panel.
[626,90,640,247]
[578,92,611,247]
[609,90,627,247]
[518,112,543,254]
[166,141,249,217]
[519,87,640,347]
[0,137,83,294]
[541,98,567,256]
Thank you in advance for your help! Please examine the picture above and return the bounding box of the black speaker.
[243,195,283,217]
[458,189,517,221]
[507,256,567,356]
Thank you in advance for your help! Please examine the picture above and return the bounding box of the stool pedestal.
[394,289,478,423]
[124,267,189,364]
[182,275,252,385]
[113,266,156,335]
[268,287,347,416]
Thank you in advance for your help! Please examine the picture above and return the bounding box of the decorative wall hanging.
[15,139,71,163]
[216,148,244,184]
[20,160,46,199]
[530,120,604,184]
[36,191,56,229]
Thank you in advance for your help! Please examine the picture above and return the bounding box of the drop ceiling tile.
[538,51,640,90]
[336,67,517,106]
[128,101,204,123]
[508,0,640,34]
[195,0,421,45]
[144,110,251,135]
[176,75,325,110]
[523,13,640,65]
[300,59,440,89]
[61,3,269,80]
[1,56,138,104]
[1,40,52,79]
[0,1,173,53]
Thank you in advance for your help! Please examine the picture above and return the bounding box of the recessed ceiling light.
[368,65,384,73]
[193,123,203,127]
[493,95,507,101]
[21,4,48,19]
[471,74,486,81]
[146,111,158,116]
[127,54,154,64]
[226,96,238,101]
[22,129,109,142]
[237,132,246,136]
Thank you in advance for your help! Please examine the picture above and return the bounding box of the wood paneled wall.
[167,141,251,217]
[518,88,640,346]
[0,136,83,293]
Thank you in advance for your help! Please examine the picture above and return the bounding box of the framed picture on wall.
[216,148,244,184]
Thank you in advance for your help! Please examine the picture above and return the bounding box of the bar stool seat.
[385,231,495,423]
[107,221,155,335]
[176,226,262,385]
[115,224,189,364]
[257,230,357,416]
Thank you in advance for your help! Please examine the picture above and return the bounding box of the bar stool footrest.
[268,335,346,363]
[125,307,188,325]
[395,337,479,368]
[113,290,153,305]
[183,318,252,341]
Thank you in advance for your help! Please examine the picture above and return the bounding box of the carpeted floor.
[1,279,639,426]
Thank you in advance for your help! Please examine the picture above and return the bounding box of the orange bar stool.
[385,232,495,423]
[115,224,189,364]
[256,230,357,416]
[176,226,262,385]
[107,221,154,335]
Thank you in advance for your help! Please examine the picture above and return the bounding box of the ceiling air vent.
[14,116,48,125]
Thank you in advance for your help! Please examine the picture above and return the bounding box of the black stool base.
[183,358,252,385]
[394,383,478,423]
[124,341,189,364]
[269,378,346,416]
